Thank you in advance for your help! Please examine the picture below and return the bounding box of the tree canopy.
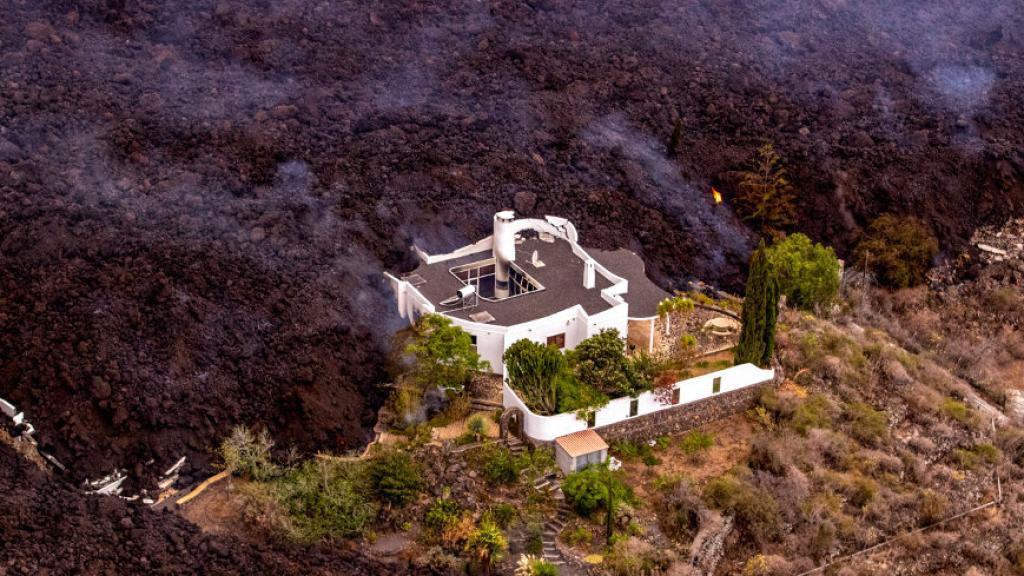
[735,143,797,230]
[735,241,780,368]
[503,339,570,415]
[406,313,489,391]
[852,214,938,289]
[764,233,841,310]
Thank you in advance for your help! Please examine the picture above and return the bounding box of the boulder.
[513,190,537,214]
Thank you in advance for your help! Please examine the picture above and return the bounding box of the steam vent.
[385,211,671,373]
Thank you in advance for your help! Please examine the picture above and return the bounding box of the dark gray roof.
[589,248,671,318]
[402,239,671,326]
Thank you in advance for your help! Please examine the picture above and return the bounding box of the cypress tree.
[735,240,780,368]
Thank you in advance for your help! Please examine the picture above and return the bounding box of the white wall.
[504,363,776,442]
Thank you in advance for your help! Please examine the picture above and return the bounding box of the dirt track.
[0,0,1022,511]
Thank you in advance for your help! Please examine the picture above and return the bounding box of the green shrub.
[467,415,487,440]
[425,497,461,532]
[464,520,507,573]
[703,475,781,543]
[272,459,377,541]
[525,522,544,555]
[561,466,634,517]
[765,233,841,310]
[219,425,280,482]
[852,214,938,289]
[789,394,835,435]
[368,450,423,506]
[476,444,520,485]
[941,399,976,426]
[561,525,592,546]
[844,402,889,445]
[568,329,634,396]
[406,314,490,392]
[952,443,1001,471]
[486,502,518,529]
[680,430,716,455]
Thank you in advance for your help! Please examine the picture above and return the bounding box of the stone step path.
[530,472,570,567]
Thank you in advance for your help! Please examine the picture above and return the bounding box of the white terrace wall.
[504,363,775,442]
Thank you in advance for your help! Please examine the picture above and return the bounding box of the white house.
[385,211,775,449]
[384,211,671,374]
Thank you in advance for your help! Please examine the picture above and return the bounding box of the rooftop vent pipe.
[493,210,516,299]
[583,260,596,289]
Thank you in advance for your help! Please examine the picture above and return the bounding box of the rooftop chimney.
[493,211,516,299]
[583,260,595,289]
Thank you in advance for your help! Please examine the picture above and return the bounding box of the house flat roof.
[588,248,671,319]
[554,429,609,457]
[407,236,617,326]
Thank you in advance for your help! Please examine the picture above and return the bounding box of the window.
[586,411,596,428]
[547,333,566,349]
[712,377,722,394]
[672,388,680,405]
[576,450,603,470]
[470,335,477,346]
[629,398,639,417]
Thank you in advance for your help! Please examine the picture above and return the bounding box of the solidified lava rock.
[1,0,1023,496]
[0,443,420,575]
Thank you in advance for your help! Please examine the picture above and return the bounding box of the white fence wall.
[504,363,775,442]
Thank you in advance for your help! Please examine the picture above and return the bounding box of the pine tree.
[735,241,780,368]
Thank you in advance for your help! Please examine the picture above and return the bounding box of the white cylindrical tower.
[493,210,516,299]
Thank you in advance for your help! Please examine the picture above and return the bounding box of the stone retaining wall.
[592,384,762,443]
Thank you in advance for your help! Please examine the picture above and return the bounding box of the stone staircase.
[532,472,570,567]
[506,435,528,455]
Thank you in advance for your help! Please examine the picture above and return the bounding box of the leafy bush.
[368,450,423,506]
[568,329,634,396]
[425,496,462,533]
[272,459,378,542]
[561,525,592,546]
[561,466,634,517]
[219,425,279,481]
[952,443,1001,471]
[844,402,889,446]
[525,522,544,555]
[703,475,781,543]
[852,214,938,289]
[764,233,841,310]
[406,314,489,392]
[464,520,508,574]
[680,430,716,456]
[486,502,518,529]
[477,444,521,485]
[467,415,487,440]
[941,398,976,426]
[789,394,835,435]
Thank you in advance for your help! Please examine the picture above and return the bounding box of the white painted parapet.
[504,363,775,442]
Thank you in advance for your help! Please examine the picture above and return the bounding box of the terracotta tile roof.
[554,429,609,457]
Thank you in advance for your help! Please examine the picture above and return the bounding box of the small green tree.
[367,449,423,506]
[465,520,508,575]
[764,233,840,310]
[735,241,780,368]
[735,143,797,230]
[569,329,630,396]
[504,339,570,415]
[852,214,938,288]
[274,459,378,541]
[406,314,490,392]
[561,465,634,517]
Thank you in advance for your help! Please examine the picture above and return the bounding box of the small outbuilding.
[554,429,609,475]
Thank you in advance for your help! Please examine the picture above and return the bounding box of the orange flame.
[711,187,723,204]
